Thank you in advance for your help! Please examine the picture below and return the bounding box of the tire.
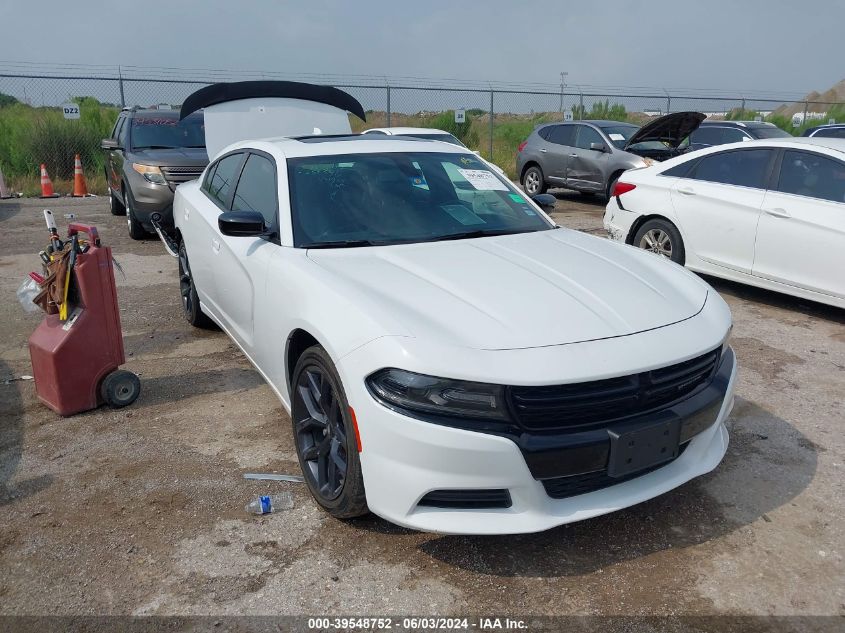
[633,218,686,265]
[124,187,147,240]
[522,165,547,195]
[291,345,368,519]
[109,180,126,216]
[177,241,214,329]
[100,370,141,408]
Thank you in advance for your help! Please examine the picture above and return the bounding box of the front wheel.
[522,165,547,195]
[124,187,147,240]
[633,219,685,265]
[291,345,368,519]
[178,241,214,329]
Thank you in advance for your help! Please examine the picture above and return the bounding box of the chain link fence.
[1,70,843,195]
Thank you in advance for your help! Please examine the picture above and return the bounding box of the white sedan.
[604,137,845,309]
[172,81,736,535]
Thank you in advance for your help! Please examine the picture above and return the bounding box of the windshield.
[400,133,466,147]
[130,113,206,150]
[288,152,554,248]
[751,127,791,139]
[602,125,639,149]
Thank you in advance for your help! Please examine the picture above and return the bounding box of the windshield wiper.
[430,228,538,242]
[301,239,384,249]
[133,145,178,150]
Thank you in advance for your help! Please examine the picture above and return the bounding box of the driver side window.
[231,153,278,228]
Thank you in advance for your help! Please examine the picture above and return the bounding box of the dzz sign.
[563,110,573,122]
[62,103,80,120]
[454,109,466,124]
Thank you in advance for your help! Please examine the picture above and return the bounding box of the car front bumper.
[339,338,736,535]
[124,168,176,229]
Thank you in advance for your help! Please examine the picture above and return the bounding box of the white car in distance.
[604,137,845,309]
[172,81,736,535]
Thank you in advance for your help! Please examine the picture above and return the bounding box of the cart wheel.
[101,370,141,408]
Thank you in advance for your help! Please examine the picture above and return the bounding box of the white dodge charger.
[171,81,736,535]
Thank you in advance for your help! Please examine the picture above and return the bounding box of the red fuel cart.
[28,223,140,416]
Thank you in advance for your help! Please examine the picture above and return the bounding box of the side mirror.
[590,142,608,152]
[101,138,121,150]
[218,211,267,237]
[531,193,556,209]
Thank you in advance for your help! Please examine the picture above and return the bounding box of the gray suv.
[516,112,704,198]
[102,108,208,239]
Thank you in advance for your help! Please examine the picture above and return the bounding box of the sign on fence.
[563,110,573,122]
[830,118,836,125]
[454,109,465,124]
[62,103,80,120]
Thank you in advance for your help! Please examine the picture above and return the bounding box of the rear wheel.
[291,346,367,519]
[522,165,547,195]
[109,180,125,216]
[178,241,214,329]
[633,218,685,265]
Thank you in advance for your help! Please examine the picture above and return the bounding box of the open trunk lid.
[180,80,366,158]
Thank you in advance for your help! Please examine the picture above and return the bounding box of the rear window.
[812,127,845,139]
[547,125,576,146]
[130,113,205,150]
[750,127,791,139]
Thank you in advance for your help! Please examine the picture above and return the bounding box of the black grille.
[509,349,720,432]
[418,489,512,509]
[160,165,205,185]
[542,443,689,499]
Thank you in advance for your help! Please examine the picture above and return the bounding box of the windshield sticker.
[521,205,537,216]
[440,204,485,226]
[459,156,477,166]
[456,169,509,191]
[410,175,429,189]
[608,133,625,141]
[508,192,526,203]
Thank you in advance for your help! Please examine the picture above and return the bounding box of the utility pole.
[559,71,568,113]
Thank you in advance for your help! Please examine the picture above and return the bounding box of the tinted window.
[750,126,790,139]
[776,150,845,203]
[111,116,124,140]
[288,152,552,247]
[547,125,576,146]
[691,149,773,188]
[537,127,553,141]
[129,113,205,150]
[690,126,748,147]
[661,160,698,178]
[117,117,128,146]
[575,125,604,150]
[813,127,845,139]
[206,153,244,208]
[232,154,278,225]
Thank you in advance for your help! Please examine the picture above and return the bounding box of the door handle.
[540,148,547,153]
[765,207,791,218]
[677,186,696,195]
[212,239,221,252]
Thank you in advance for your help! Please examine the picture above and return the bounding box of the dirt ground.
[0,193,843,627]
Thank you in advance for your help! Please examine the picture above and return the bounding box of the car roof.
[364,127,454,135]
[698,120,777,128]
[753,136,845,152]
[537,120,636,129]
[225,134,473,159]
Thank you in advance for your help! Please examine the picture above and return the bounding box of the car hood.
[625,111,706,150]
[128,147,209,166]
[307,229,708,350]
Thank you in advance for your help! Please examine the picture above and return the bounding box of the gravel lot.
[0,193,843,626]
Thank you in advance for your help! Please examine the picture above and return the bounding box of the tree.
[0,92,20,108]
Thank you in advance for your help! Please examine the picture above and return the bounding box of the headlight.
[132,163,167,184]
[366,368,509,420]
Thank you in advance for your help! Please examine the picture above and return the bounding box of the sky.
[0,0,843,97]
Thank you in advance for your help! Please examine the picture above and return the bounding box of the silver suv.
[516,112,704,198]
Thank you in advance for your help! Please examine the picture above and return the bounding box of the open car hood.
[624,111,705,150]
[180,80,366,158]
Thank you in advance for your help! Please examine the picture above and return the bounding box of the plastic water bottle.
[245,492,294,515]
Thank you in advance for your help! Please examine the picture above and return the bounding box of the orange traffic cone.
[39,164,59,198]
[0,163,12,199]
[72,154,88,197]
